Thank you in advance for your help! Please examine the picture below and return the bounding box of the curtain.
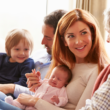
[76,0,91,11]
[76,0,107,40]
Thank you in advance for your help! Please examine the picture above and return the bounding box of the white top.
[34,63,98,110]
[30,49,51,79]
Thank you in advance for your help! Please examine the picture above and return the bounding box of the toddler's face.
[48,67,68,88]
[9,39,30,63]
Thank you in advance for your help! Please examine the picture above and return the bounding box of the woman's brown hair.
[46,8,110,78]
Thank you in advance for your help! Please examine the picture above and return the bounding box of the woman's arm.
[17,93,65,110]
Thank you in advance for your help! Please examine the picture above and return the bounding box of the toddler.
[5,65,72,110]
[0,29,34,87]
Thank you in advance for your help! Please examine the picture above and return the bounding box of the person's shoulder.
[22,58,34,66]
[0,53,7,58]
[31,49,47,58]
[30,49,49,62]
[73,63,98,70]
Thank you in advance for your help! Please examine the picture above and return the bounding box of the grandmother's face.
[105,29,110,43]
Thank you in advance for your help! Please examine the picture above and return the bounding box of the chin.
[47,50,51,55]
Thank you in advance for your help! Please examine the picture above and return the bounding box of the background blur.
[0,0,110,56]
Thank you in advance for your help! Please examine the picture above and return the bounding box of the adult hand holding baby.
[25,69,42,92]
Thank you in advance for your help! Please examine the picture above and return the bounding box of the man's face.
[41,24,54,54]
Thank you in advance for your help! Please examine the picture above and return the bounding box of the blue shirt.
[0,53,35,87]
[31,49,51,79]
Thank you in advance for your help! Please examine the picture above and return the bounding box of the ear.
[61,37,68,46]
[65,82,68,87]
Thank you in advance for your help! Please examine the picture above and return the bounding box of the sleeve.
[75,66,98,110]
[79,75,110,110]
[34,99,66,110]
[0,53,5,68]
[54,87,68,107]
[0,99,22,110]
[14,58,35,87]
[14,85,35,98]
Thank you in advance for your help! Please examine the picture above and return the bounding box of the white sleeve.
[14,85,35,98]
[34,99,65,110]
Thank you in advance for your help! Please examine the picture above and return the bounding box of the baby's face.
[105,29,110,43]
[48,67,68,88]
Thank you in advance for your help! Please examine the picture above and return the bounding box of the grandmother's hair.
[5,29,33,56]
[103,8,110,30]
[44,9,67,34]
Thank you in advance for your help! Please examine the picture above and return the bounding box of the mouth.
[52,82,56,86]
[76,45,86,50]
[17,57,25,60]
[45,46,49,50]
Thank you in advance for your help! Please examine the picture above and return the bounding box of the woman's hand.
[0,84,15,94]
[17,93,39,106]
[25,71,41,92]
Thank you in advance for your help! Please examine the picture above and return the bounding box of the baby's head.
[5,29,33,63]
[103,8,110,42]
[48,65,72,88]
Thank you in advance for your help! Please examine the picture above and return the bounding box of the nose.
[106,34,110,43]
[20,50,25,55]
[41,37,47,45]
[53,77,56,81]
[75,37,82,44]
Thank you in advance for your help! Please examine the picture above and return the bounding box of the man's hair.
[56,65,72,83]
[44,9,67,34]
[5,29,33,56]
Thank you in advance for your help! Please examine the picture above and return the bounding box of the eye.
[58,78,61,81]
[45,36,52,41]
[15,48,19,51]
[68,35,74,38]
[24,48,29,51]
[81,31,87,35]
[47,37,52,41]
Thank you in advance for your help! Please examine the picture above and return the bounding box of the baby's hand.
[51,95,59,104]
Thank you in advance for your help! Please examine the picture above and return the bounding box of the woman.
[1,8,110,110]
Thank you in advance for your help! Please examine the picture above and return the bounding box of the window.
[0,0,46,53]
[0,0,76,53]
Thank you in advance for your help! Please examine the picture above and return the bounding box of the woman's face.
[64,21,92,63]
